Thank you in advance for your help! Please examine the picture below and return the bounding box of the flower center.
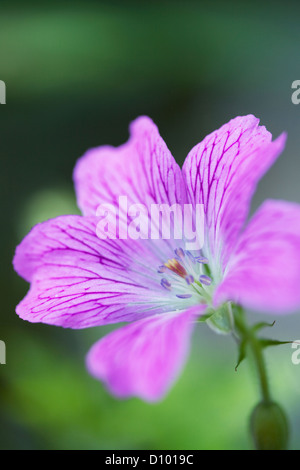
[158,247,213,303]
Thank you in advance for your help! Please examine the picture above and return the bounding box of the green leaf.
[259,339,291,349]
[235,339,248,371]
[251,321,276,333]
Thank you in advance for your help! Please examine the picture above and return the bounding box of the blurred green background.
[1,0,300,450]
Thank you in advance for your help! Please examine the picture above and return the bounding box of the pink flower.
[13,116,300,402]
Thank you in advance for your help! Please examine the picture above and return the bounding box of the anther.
[199,275,212,286]
[161,278,172,290]
[195,257,209,264]
[174,248,185,259]
[185,275,194,285]
[158,265,167,273]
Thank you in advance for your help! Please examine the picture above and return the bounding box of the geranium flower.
[13,115,300,402]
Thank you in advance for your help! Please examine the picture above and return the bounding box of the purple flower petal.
[214,200,300,314]
[13,215,182,328]
[73,116,187,217]
[86,305,205,402]
[182,115,286,269]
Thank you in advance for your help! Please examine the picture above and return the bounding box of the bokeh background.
[1,0,300,450]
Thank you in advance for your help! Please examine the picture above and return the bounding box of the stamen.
[185,275,194,285]
[174,248,185,259]
[199,275,212,286]
[186,251,196,263]
[161,278,172,290]
[195,256,209,264]
[158,265,167,273]
[158,248,212,300]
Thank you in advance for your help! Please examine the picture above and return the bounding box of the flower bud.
[250,401,289,450]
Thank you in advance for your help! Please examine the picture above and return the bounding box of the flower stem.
[250,335,271,402]
[232,305,289,449]
[233,306,271,402]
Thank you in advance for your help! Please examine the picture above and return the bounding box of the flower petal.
[86,305,205,401]
[13,215,182,328]
[214,200,300,314]
[182,115,286,271]
[73,116,187,216]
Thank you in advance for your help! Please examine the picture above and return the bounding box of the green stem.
[249,333,271,402]
[233,306,271,402]
[231,305,289,449]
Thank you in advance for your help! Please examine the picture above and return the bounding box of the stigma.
[164,258,189,279]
